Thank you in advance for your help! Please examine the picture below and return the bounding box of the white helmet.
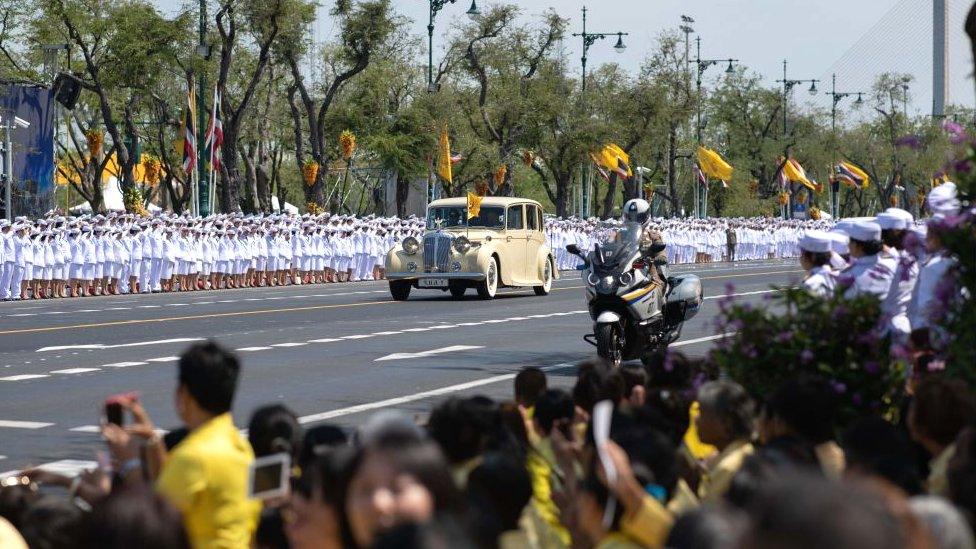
[622,198,651,225]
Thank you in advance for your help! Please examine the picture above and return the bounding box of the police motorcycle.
[565,201,703,366]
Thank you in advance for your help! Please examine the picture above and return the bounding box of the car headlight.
[402,236,419,255]
[453,236,471,254]
[451,261,462,272]
[407,262,418,273]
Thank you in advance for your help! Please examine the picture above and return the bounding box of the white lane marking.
[704,289,780,300]
[69,425,101,433]
[271,342,307,348]
[237,347,272,352]
[75,309,99,313]
[0,420,53,429]
[455,322,482,326]
[217,300,237,303]
[371,331,402,336]
[671,332,737,347]
[0,374,49,381]
[400,328,427,333]
[506,317,529,321]
[0,456,6,461]
[138,305,161,309]
[299,362,573,424]
[102,361,149,368]
[196,301,214,305]
[37,337,204,353]
[1,459,97,479]
[105,307,128,311]
[165,303,187,307]
[50,368,101,374]
[428,325,456,330]
[8,313,37,317]
[146,356,179,363]
[375,345,485,362]
[342,334,374,340]
[308,338,342,343]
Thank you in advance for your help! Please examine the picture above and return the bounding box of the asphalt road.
[0,259,801,473]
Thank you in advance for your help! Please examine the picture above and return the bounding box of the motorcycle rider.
[621,198,667,285]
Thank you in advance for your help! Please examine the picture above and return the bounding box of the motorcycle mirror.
[642,242,666,256]
[566,244,581,256]
[653,257,668,266]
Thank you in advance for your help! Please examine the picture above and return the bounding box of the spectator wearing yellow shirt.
[104,342,260,549]
[695,381,756,503]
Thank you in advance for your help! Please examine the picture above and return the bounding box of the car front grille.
[423,233,454,273]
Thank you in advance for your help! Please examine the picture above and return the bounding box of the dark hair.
[666,506,746,549]
[341,437,465,543]
[698,381,755,440]
[850,238,883,256]
[841,417,923,495]
[765,377,837,444]
[514,367,547,408]
[19,496,85,549]
[617,364,647,399]
[881,228,907,250]
[466,453,532,544]
[738,473,904,549]
[85,489,190,549]
[641,387,692,446]
[801,250,832,267]
[177,341,240,415]
[613,423,678,500]
[0,483,38,530]
[247,404,303,460]
[910,375,975,447]
[581,471,625,530]
[573,359,622,412]
[372,517,476,549]
[427,397,497,466]
[255,508,288,549]
[533,389,574,434]
[299,424,348,469]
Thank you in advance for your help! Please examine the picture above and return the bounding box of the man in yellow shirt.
[104,342,259,549]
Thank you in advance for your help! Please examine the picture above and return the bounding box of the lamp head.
[725,60,735,74]
[613,33,626,53]
[807,81,818,96]
[466,0,480,16]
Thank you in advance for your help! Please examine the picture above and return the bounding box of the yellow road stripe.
[0,269,800,335]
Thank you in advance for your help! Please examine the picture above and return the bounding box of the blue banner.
[1,83,55,217]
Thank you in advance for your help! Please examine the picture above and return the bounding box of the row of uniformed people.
[798,181,963,351]
[0,217,419,299]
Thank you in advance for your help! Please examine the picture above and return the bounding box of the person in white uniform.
[835,221,896,300]
[798,230,836,298]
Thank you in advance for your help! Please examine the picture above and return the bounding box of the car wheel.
[449,283,466,299]
[389,281,411,301]
[533,258,553,296]
[596,323,623,367]
[476,257,498,300]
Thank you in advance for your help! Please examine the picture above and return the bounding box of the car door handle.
[506,236,513,243]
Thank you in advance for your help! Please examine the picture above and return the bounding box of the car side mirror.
[566,244,581,256]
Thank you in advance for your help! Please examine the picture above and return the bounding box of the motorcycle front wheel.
[596,323,623,367]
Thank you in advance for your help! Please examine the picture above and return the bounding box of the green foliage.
[710,288,904,427]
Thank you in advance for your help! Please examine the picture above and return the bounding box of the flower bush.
[710,287,904,427]
[933,120,976,383]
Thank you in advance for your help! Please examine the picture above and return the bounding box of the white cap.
[827,231,850,255]
[847,220,881,242]
[927,182,960,217]
[876,210,912,230]
[798,230,833,253]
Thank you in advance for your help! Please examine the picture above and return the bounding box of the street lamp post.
[572,6,627,217]
[427,0,480,92]
[195,0,212,216]
[775,60,818,219]
[825,73,864,219]
[693,36,737,218]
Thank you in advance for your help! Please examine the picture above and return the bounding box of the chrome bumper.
[387,272,487,281]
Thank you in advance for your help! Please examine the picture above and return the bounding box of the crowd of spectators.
[1,340,974,549]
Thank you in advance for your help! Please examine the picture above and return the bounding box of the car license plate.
[419,279,449,288]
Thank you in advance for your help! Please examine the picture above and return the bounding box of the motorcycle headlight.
[402,236,419,255]
[587,272,599,286]
[453,236,471,254]
[618,272,633,286]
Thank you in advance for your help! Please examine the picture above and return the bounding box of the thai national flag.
[204,87,223,172]
[182,86,197,174]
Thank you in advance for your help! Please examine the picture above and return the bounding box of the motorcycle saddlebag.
[665,274,704,322]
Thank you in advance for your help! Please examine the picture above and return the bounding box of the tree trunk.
[220,125,242,212]
[554,172,570,217]
[395,172,409,218]
[602,172,618,219]
[666,122,679,217]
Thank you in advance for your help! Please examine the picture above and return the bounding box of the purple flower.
[954,159,972,174]
[746,347,759,359]
[895,134,923,150]
[892,343,911,361]
[864,361,880,375]
[800,349,815,364]
[852,392,863,407]
[857,333,876,346]
[831,304,848,322]
[729,319,745,332]
[830,380,847,394]
[927,359,946,372]
[943,119,969,144]
[663,351,675,372]
[775,331,793,343]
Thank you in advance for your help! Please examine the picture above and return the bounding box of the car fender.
[533,244,556,281]
[472,241,505,283]
[385,248,421,272]
[596,311,621,324]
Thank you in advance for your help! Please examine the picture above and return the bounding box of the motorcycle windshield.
[592,222,642,271]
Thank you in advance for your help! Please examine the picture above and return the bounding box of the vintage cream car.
[385,197,556,300]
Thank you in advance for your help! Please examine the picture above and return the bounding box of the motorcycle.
[566,222,704,366]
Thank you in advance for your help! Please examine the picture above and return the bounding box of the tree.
[38,0,191,212]
[283,0,395,212]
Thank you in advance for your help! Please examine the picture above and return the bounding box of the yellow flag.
[467,191,483,219]
[605,143,633,177]
[436,126,452,184]
[783,159,816,190]
[839,161,870,189]
[697,146,733,181]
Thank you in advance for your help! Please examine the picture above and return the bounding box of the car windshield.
[427,206,505,229]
